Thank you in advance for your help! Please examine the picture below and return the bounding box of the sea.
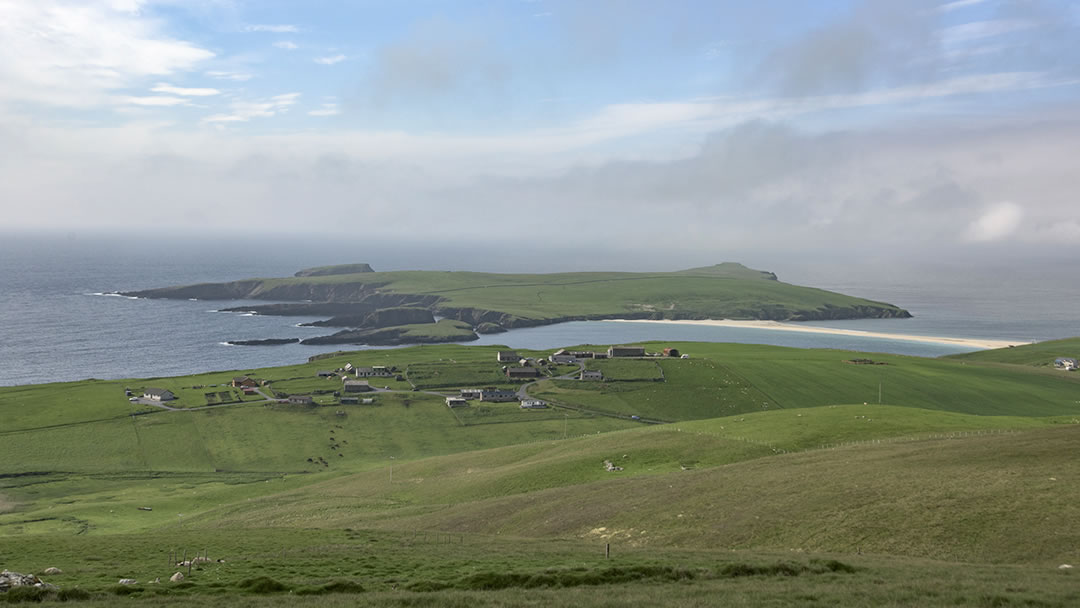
[2,234,1077,387]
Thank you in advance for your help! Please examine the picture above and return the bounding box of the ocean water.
[1,235,1076,387]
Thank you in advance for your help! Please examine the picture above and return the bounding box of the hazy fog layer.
[1,1,1077,261]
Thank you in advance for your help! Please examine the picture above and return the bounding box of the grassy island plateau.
[2,337,1079,606]
[119,263,912,347]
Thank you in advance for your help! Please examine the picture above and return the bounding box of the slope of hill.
[3,341,1079,604]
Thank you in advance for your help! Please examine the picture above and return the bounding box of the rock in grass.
[42,567,62,575]
[1,570,57,592]
[170,572,185,583]
[118,578,137,585]
[1059,564,1073,570]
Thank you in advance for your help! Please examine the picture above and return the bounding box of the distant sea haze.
[1,234,1076,387]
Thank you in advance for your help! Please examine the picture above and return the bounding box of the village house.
[142,388,176,401]
[580,370,604,381]
[1054,357,1078,371]
[232,376,258,388]
[549,349,577,364]
[497,351,519,363]
[339,396,360,405]
[287,395,314,405]
[446,397,469,408]
[317,370,336,378]
[460,388,484,400]
[479,388,518,402]
[520,399,548,409]
[343,379,373,393]
[608,345,646,358]
[506,367,541,380]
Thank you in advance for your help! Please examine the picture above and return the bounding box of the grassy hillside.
[947,336,1080,366]
[4,341,1080,604]
[534,341,1080,421]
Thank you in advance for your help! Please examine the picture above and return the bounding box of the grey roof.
[144,388,172,396]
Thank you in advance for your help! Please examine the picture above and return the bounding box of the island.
[120,262,911,346]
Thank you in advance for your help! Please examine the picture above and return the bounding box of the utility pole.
[389,456,395,484]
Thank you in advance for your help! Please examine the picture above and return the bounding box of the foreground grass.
[1,529,1077,607]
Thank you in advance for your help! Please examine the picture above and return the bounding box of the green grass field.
[3,340,1080,605]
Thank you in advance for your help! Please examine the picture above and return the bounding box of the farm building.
[343,380,373,393]
[460,388,484,400]
[287,395,314,405]
[479,388,518,402]
[339,396,360,405]
[446,397,469,408]
[580,370,604,381]
[520,399,548,409]
[232,376,257,388]
[142,388,176,401]
[549,349,576,364]
[317,370,336,378]
[662,347,681,357]
[497,351,519,363]
[608,345,646,358]
[506,367,541,380]
[1054,357,1078,371]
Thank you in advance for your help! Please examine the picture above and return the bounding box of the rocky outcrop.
[120,280,263,300]
[302,324,478,346]
[475,322,507,334]
[304,307,435,329]
[1,570,57,592]
[787,304,912,321]
[226,338,300,346]
[294,263,374,277]
[218,302,376,317]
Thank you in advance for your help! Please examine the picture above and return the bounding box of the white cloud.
[314,54,347,65]
[308,103,340,117]
[937,0,989,13]
[123,95,189,106]
[965,202,1025,242]
[203,92,301,123]
[244,24,298,33]
[152,83,220,96]
[0,0,214,108]
[940,20,1037,46]
[274,41,298,50]
[205,71,253,82]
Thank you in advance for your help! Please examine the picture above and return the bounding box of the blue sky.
[1,0,1078,258]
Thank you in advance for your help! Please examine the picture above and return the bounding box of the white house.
[520,399,548,409]
[142,388,176,401]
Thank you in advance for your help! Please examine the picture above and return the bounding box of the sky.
[1,0,1078,263]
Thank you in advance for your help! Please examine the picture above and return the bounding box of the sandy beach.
[605,319,1025,350]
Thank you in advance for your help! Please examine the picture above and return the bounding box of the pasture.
[3,340,1080,605]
